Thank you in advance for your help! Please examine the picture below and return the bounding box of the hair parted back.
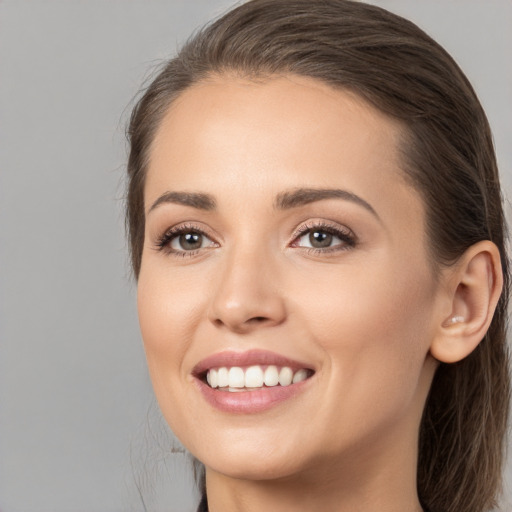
[126,1,510,511]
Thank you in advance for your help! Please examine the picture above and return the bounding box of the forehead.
[149,74,404,172]
[145,74,422,227]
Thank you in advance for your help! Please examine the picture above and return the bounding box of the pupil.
[309,230,332,248]
[180,232,202,250]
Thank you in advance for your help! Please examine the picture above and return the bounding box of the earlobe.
[430,241,503,364]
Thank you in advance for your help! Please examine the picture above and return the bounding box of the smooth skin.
[137,75,502,512]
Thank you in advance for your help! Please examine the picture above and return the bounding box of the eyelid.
[153,219,356,256]
[289,219,357,250]
[154,222,219,256]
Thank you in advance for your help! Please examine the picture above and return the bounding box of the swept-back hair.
[126,1,510,510]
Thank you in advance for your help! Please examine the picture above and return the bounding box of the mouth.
[192,350,315,413]
[202,365,314,392]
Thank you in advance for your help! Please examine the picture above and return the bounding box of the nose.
[207,246,287,333]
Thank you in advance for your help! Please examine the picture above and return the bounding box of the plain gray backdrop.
[1,1,511,511]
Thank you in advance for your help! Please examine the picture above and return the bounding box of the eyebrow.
[148,191,216,213]
[274,188,379,218]
[148,187,379,219]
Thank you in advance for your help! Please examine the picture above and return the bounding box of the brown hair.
[126,1,510,511]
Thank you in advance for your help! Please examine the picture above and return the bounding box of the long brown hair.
[126,1,510,510]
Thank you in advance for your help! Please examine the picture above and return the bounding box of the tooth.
[228,367,245,388]
[278,367,293,386]
[245,365,264,388]
[292,369,308,383]
[217,367,229,388]
[208,368,218,388]
[264,365,279,387]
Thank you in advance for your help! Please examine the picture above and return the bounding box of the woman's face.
[138,75,442,481]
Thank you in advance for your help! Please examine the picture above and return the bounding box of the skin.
[137,74,462,512]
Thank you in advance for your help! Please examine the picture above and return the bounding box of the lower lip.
[195,377,312,414]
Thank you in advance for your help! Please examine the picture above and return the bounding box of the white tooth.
[245,365,264,388]
[217,367,229,388]
[264,365,279,387]
[208,368,218,388]
[228,367,245,388]
[278,367,293,386]
[292,369,308,383]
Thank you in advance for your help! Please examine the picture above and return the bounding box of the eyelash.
[290,221,356,254]
[154,221,356,258]
[155,223,217,258]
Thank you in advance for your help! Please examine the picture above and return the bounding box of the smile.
[206,365,311,391]
[193,350,316,413]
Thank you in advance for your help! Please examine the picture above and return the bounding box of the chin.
[189,433,310,482]
[204,455,304,482]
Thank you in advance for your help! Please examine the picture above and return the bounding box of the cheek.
[297,256,435,416]
[137,262,204,382]
[136,264,210,438]
[138,253,211,328]
[301,254,433,343]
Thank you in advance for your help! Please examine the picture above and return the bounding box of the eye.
[292,222,356,252]
[298,230,336,249]
[170,231,212,251]
[156,224,218,255]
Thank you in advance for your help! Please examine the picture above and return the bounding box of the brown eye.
[309,230,333,248]
[170,231,213,251]
[294,224,356,252]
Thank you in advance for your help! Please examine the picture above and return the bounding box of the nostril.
[245,316,272,326]
[211,315,271,330]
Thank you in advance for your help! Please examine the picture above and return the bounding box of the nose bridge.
[208,236,286,332]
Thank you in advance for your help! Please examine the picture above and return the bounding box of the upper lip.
[192,349,314,377]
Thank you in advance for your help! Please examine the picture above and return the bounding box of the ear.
[430,241,503,364]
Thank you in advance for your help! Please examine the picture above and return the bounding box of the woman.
[126,1,510,511]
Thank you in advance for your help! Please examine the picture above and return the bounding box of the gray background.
[1,1,511,511]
